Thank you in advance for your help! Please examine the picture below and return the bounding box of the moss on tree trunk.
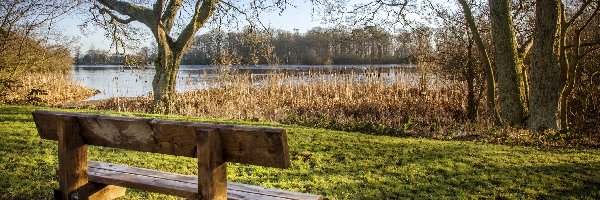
[488,0,526,126]
[458,0,501,125]
[151,44,182,112]
[529,0,561,132]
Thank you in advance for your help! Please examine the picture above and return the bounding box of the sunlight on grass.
[1,105,599,199]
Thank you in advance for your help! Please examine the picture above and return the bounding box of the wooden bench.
[33,110,322,200]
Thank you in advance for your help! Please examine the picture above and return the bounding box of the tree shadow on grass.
[1,105,599,199]
[286,135,600,199]
[0,105,37,123]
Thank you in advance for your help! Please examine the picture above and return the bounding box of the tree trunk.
[152,47,182,112]
[466,71,477,121]
[558,31,578,129]
[557,2,570,130]
[457,0,501,125]
[466,37,477,121]
[557,2,598,130]
[152,30,184,112]
[94,0,216,112]
[488,0,526,126]
[529,0,561,132]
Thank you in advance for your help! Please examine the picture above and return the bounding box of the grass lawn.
[1,105,599,199]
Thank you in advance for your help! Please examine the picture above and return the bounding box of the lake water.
[72,64,414,100]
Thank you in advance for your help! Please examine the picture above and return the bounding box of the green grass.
[1,105,599,199]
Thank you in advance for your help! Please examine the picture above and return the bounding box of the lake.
[72,64,414,100]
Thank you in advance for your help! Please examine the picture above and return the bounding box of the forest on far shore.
[76,26,417,66]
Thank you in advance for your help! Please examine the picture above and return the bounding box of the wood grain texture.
[73,182,126,200]
[33,110,290,168]
[87,161,323,200]
[88,165,197,197]
[197,128,227,200]
[57,116,88,200]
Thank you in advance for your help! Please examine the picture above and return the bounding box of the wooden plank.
[88,162,197,183]
[33,110,290,168]
[197,128,227,199]
[88,166,198,198]
[72,182,126,200]
[87,185,126,200]
[57,116,88,200]
[155,120,291,169]
[227,183,324,200]
[87,161,323,200]
[227,189,294,200]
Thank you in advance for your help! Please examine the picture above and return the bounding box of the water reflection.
[72,64,413,100]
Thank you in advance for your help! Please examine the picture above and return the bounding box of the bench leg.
[196,129,227,200]
[73,182,126,200]
[56,117,127,200]
[57,116,88,200]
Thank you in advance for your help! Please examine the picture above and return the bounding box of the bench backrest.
[33,110,290,168]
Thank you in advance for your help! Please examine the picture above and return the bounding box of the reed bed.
[97,68,495,138]
[0,72,99,105]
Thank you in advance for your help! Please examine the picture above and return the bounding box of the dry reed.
[1,72,99,105]
[96,68,494,137]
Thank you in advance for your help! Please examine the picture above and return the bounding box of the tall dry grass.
[96,68,494,137]
[0,72,99,105]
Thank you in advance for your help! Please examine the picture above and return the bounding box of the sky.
[56,2,329,52]
[54,0,437,53]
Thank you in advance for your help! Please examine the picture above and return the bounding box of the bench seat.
[34,110,322,199]
[88,161,322,200]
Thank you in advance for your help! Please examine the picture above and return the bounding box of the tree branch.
[94,5,135,24]
[565,2,600,49]
[565,38,600,48]
[153,0,166,28]
[576,2,599,33]
[218,1,262,29]
[175,0,216,51]
[518,37,533,60]
[374,0,408,7]
[564,0,591,30]
[161,0,184,33]
[96,0,156,27]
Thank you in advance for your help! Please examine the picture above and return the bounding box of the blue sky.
[55,0,434,53]
[57,2,328,52]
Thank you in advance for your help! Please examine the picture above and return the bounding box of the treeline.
[77,26,417,66]
[183,26,415,65]
[75,47,153,66]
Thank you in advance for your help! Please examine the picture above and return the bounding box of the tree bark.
[465,37,477,121]
[488,0,526,126]
[457,0,501,125]
[466,63,477,121]
[529,0,561,132]
[151,38,183,111]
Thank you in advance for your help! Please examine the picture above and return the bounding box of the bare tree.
[311,0,600,132]
[1,0,79,72]
[91,0,216,110]
[557,0,599,130]
[457,0,501,125]
[89,0,291,111]
[0,0,80,96]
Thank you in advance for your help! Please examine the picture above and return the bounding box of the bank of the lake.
[1,105,599,199]
[72,64,414,100]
